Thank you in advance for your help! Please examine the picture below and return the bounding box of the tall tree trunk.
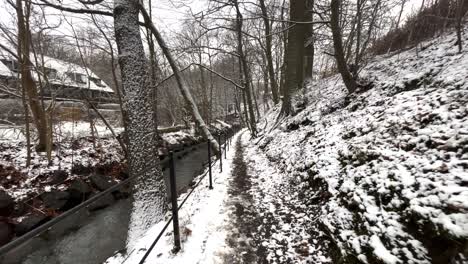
[208,52,215,125]
[233,0,257,135]
[197,52,209,123]
[353,0,363,77]
[304,0,315,80]
[21,72,31,166]
[113,0,167,246]
[252,80,261,118]
[281,0,307,115]
[237,55,251,132]
[359,0,382,60]
[259,0,279,104]
[17,0,49,152]
[387,0,407,53]
[262,64,270,112]
[279,0,288,98]
[456,0,465,53]
[330,0,357,94]
[396,0,407,29]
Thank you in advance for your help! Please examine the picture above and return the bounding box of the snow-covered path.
[215,131,268,263]
[241,132,333,263]
[105,130,331,264]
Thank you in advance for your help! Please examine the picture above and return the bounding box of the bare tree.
[330,0,357,94]
[138,5,221,153]
[232,0,257,135]
[13,0,51,152]
[259,0,280,104]
[456,0,465,52]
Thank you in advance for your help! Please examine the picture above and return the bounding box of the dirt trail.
[220,132,269,264]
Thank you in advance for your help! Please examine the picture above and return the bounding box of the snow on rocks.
[256,29,468,263]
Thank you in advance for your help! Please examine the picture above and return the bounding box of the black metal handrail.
[0,127,239,258]
[137,128,239,264]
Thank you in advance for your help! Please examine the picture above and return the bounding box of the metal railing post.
[169,151,181,252]
[218,134,223,173]
[224,132,227,159]
[208,141,213,189]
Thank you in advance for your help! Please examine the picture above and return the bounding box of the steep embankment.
[256,29,468,263]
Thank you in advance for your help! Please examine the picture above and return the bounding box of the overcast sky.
[0,0,424,49]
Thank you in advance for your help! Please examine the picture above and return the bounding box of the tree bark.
[281,0,307,115]
[16,0,49,152]
[259,0,279,104]
[197,53,209,123]
[279,0,288,98]
[353,0,362,77]
[113,0,167,246]
[456,0,465,53]
[330,0,357,94]
[304,0,315,80]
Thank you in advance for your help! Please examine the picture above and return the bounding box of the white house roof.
[0,50,113,93]
[38,55,114,93]
[0,60,14,78]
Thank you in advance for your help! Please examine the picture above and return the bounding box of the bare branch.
[33,0,113,16]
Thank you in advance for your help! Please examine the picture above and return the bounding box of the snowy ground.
[0,121,123,143]
[254,28,468,263]
[242,133,332,263]
[1,121,125,204]
[105,130,335,264]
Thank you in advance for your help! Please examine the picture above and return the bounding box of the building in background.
[0,52,115,103]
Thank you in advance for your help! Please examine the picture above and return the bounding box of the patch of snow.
[253,27,468,263]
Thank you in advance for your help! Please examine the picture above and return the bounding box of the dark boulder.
[40,191,70,211]
[87,193,114,211]
[89,174,117,191]
[287,122,300,131]
[15,214,49,236]
[48,170,68,184]
[68,179,91,201]
[71,163,93,175]
[0,191,14,217]
[0,221,14,246]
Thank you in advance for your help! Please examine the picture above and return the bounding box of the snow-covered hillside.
[255,29,468,263]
